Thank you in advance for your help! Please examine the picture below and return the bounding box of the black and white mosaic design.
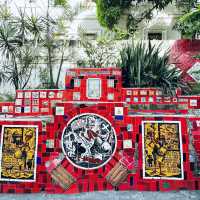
[62,114,117,170]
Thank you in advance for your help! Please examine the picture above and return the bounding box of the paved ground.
[0,191,200,200]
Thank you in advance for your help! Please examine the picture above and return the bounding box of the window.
[148,32,162,40]
[69,40,77,47]
[87,78,101,99]
[84,33,97,40]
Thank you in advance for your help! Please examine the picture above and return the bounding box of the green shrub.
[54,0,67,6]
[118,41,190,95]
[96,0,173,30]
[174,6,200,39]
[96,0,132,29]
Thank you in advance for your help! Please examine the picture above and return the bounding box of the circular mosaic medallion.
[62,113,117,170]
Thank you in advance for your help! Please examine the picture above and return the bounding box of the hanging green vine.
[96,0,173,31]
[174,6,200,39]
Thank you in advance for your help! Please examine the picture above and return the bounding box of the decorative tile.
[142,121,184,180]
[141,97,146,102]
[48,92,55,98]
[196,120,200,127]
[32,92,39,99]
[74,79,81,87]
[156,97,162,103]
[156,90,162,96]
[42,121,47,131]
[115,107,123,116]
[42,100,49,107]
[15,107,21,113]
[40,91,47,98]
[140,90,147,95]
[56,107,64,115]
[41,107,49,113]
[32,92,39,98]
[148,97,154,103]
[190,99,197,107]
[8,106,14,113]
[133,90,138,96]
[126,90,132,96]
[126,97,131,102]
[173,98,178,103]
[178,98,188,103]
[164,97,171,103]
[2,106,8,113]
[123,140,132,149]
[0,125,38,182]
[73,92,80,101]
[17,92,23,98]
[149,90,155,96]
[107,93,114,100]
[24,106,31,113]
[32,99,39,105]
[107,79,115,88]
[32,106,39,113]
[127,124,133,132]
[24,92,31,98]
[25,99,31,106]
[187,62,200,83]
[115,107,123,120]
[57,91,63,98]
[46,139,54,148]
[133,97,139,103]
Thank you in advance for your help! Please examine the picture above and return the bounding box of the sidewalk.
[0,191,200,200]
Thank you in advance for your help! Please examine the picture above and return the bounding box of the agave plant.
[0,10,42,90]
[118,41,190,95]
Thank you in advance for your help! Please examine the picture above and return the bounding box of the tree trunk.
[48,45,54,88]
[47,0,54,89]
[12,53,19,90]
[55,47,65,88]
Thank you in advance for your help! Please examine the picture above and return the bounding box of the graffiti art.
[0,125,38,182]
[142,121,184,180]
[62,113,117,170]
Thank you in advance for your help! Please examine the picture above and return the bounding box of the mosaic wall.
[142,121,183,180]
[0,67,199,193]
[62,113,116,170]
[0,126,38,182]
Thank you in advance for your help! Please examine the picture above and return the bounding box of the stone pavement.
[0,191,200,200]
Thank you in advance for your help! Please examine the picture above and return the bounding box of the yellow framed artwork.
[0,125,38,182]
[142,121,184,180]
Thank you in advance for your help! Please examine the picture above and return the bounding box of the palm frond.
[118,41,190,95]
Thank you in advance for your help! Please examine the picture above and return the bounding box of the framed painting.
[0,125,38,182]
[86,78,101,99]
[142,121,184,180]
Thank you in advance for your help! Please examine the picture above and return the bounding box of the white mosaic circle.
[62,113,117,170]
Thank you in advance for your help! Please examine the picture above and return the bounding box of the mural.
[142,121,184,180]
[0,125,38,182]
[62,114,116,170]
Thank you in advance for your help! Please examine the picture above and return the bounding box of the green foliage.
[96,0,173,31]
[36,67,51,89]
[79,29,118,68]
[54,0,68,6]
[118,41,190,95]
[113,27,129,40]
[191,83,200,95]
[0,5,11,20]
[0,9,41,90]
[96,0,122,29]
[0,3,72,91]
[174,6,200,39]
[0,93,15,102]
[176,0,199,13]
[193,54,200,59]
